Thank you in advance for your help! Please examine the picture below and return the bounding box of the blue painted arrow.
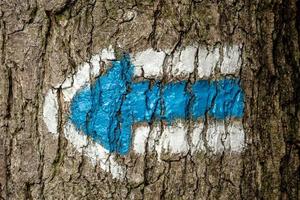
[70,55,244,155]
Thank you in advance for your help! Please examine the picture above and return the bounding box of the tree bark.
[0,0,299,199]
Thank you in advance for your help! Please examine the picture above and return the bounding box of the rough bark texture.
[0,0,299,199]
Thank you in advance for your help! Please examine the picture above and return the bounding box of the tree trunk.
[0,0,299,199]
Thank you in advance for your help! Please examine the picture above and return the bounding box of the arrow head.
[70,55,134,154]
[70,55,244,155]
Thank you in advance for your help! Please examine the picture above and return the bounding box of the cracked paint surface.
[69,55,244,155]
[43,45,245,179]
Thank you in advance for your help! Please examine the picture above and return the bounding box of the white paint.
[159,122,189,154]
[90,54,101,76]
[191,123,204,153]
[43,45,245,180]
[206,121,226,152]
[198,46,220,78]
[100,45,115,61]
[145,125,161,154]
[63,122,125,179]
[61,47,116,102]
[63,121,88,149]
[196,120,245,153]
[220,45,241,75]
[43,89,125,179]
[43,89,58,135]
[62,62,90,102]
[133,120,245,158]
[43,47,123,179]
[131,48,166,78]
[133,126,150,154]
[226,121,245,152]
[172,46,197,77]
[131,45,241,79]
[132,122,189,160]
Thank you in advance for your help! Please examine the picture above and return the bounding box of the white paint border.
[43,44,245,179]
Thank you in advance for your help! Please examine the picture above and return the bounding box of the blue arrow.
[70,55,244,155]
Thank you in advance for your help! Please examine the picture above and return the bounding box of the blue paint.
[162,82,191,122]
[70,55,134,154]
[191,81,217,119]
[70,55,244,155]
[210,79,244,119]
[70,87,92,134]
